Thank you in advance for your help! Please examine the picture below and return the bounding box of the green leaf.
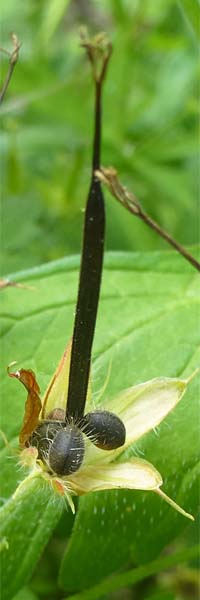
[1,250,199,595]
[64,544,200,600]
[13,587,39,600]
[0,477,63,600]
[58,252,199,591]
[178,0,200,42]
[40,0,71,45]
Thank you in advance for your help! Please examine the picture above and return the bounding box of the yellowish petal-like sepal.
[106,377,187,450]
[66,458,162,495]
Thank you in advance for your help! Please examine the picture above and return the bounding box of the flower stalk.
[66,34,112,420]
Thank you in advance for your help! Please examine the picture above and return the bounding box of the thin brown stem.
[0,33,20,105]
[96,167,200,272]
[139,209,200,271]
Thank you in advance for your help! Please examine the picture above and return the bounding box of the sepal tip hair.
[66,32,112,422]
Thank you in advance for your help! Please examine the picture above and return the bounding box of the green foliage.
[64,545,200,600]
[13,588,39,600]
[0,0,199,275]
[0,251,199,598]
[179,0,200,40]
[0,478,62,600]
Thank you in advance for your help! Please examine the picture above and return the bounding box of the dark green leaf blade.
[0,477,63,600]
[58,252,200,591]
[1,250,199,594]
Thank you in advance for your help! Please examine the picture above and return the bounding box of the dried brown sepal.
[80,28,112,84]
[0,279,35,291]
[9,33,21,65]
[95,167,140,215]
[0,33,21,105]
[8,367,42,447]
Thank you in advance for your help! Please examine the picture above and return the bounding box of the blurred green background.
[0,0,199,276]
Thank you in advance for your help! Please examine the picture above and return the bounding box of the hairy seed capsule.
[49,426,85,476]
[29,420,85,476]
[81,410,126,450]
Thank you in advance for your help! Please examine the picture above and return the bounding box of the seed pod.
[28,420,61,458]
[81,410,126,450]
[49,426,85,476]
[29,420,85,476]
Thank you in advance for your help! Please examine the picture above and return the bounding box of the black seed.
[28,420,64,459]
[28,420,85,477]
[49,425,85,476]
[81,410,126,450]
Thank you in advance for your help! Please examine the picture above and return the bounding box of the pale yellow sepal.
[66,458,162,495]
[106,377,187,450]
[83,376,188,467]
[14,455,195,520]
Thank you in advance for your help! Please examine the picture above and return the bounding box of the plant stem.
[65,544,199,600]
[96,167,200,272]
[66,37,111,421]
[0,34,20,105]
[139,209,200,271]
